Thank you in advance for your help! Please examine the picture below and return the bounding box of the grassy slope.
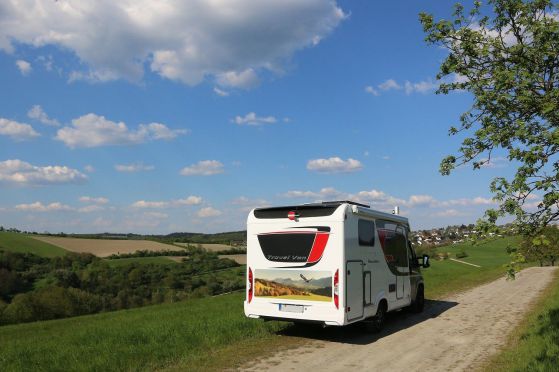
[0,233,67,257]
[483,269,559,371]
[0,293,289,372]
[0,237,519,371]
[423,236,518,299]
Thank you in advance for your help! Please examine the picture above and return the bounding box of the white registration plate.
[279,304,304,313]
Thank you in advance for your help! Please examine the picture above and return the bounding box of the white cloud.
[364,86,379,96]
[213,87,230,97]
[197,207,222,218]
[131,200,169,209]
[0,159,87,186]
[478,156,508,169]
[84,165,95,173]
[307,157,363,173]
[27,105,60,126]
[378,79,401,91]
[15,59,31,76]
[79,196,108,205]
[180,160,224,176]
[176,196,203,206]
[132,195,203,208]
[408,195,437,207]
[78,205,104,213]
[56,113,187,148]
[0,1,345,86]
[404,79,438,95]
[216,69,259,89]
[114,163,155,173]
[0,118,40,140]
[434,209,466,217]
[381,155,390,160]
[234,112,277,126]
[15,202,72,212]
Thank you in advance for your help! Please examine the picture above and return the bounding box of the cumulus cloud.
[79,196,108,205]
[27,105,60,126]
[114,163,155,172]
[216,69,259,89]
[0,159,87,186]
[281,186,497,215]
[197,207,222,218]
[15,59,31,75]
[180,160,224,176]
[364,85,379,96]
[176,196,203,206]
[56,113,187,148]
[0,118,40,140]
[131,195,203,208]
[404,79,438,95]
[77,205,105,213]
[0,1,345,86]
[131,200,168,209]
[307,157,363,173]
[233,112,277,126]
[378,79,401,91]
[15,202,72,212]
[213,87,229,97]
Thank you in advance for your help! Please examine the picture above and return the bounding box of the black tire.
[364,301,386,333]
[411,285,424,313]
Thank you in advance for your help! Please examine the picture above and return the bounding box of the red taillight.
[333,269,339,309]
[248,267,253,303]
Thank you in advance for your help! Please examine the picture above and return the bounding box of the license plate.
[279,304,304,313]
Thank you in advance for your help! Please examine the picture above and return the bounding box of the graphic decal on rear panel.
[254,269,332,302]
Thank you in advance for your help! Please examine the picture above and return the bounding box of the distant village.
[410,224,511,247]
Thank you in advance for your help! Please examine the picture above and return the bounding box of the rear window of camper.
[358,219,375,246]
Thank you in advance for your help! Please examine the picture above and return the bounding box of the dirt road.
[241,267,557,372]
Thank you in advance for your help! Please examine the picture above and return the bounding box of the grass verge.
[0,233,67,257]
[482,268,559,371]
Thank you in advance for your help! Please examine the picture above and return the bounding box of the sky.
[0,0,522,234]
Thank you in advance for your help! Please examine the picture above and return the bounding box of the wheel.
[364,301,386,333]
[410,285,424,313]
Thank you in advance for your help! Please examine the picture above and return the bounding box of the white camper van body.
[244,201,425,327]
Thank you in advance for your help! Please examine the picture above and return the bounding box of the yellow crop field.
[31,236,176,257]
[219,254,246,264]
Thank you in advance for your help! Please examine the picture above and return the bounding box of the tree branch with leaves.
[420,0,559,236]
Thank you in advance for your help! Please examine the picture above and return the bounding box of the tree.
[420,0,559,234]
[520,226,559,265]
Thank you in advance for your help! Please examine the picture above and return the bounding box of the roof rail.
[320,200,370,208]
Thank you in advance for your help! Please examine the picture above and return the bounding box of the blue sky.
[0,0,518,233]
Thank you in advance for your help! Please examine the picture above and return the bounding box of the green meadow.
[0,233,67,257]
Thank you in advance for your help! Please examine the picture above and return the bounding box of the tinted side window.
[377,220,409,268]
[358,219,375,246]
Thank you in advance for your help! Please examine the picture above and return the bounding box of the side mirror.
[422,254,430,268]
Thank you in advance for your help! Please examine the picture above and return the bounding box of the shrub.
[456,250,468,259]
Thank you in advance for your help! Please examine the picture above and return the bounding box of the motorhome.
[244,201,429,331]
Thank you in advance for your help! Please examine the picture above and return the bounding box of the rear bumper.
[244,300,345,326]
